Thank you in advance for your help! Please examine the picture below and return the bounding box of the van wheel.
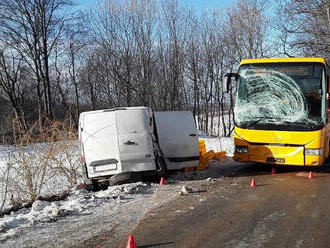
[84,182,96,191]
[84,179,98,191]
[81,163,98,191]
[108,172,142,186]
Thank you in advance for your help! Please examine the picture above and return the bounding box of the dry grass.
[0,118,81,211]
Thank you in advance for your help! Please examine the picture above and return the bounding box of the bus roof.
[240,57,327,65]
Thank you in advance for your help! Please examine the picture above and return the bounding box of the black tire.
[81,163,98,191]
[108,172,142,186]
[84,181,97,191]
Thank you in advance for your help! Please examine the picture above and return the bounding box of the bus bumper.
[234,145,323,166]
[233,129,326,166]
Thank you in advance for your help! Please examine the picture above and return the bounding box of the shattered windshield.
[235,63,326,131]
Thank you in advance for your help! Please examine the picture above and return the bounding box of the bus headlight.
[235,145,248,154]
[305,148,322,156]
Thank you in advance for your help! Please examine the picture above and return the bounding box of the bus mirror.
[223,73,238,93]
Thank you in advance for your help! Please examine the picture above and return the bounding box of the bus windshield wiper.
[245,117,280,128]
[280,120,318,127]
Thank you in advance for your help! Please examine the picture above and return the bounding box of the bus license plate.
[267,157,285,163]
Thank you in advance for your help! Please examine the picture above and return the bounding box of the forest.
[0,0,329,140]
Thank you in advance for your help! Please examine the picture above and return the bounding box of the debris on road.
[206,177,216,182]
[180,185,193,196]
[95,182,148,199]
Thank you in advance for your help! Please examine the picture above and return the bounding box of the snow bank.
[0,182,149,241]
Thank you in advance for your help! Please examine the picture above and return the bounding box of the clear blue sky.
[75,0,235,12]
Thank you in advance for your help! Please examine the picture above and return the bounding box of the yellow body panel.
[235,127,324,145]
[234,127,329,166]
[240,57,327,66]
[249,145,304,165]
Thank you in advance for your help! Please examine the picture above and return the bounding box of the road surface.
[114,162,330,248]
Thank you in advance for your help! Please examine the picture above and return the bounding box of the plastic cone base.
[250,178,256,187]
[126,235,137,248]
[309,172,314,179]
[160,177,165,185]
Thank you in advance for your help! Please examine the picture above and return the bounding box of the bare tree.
[276,0,330,58]
[0,0,74,126]
[224,0,270,61]
[0,0,277,138]
[0,47,30,130]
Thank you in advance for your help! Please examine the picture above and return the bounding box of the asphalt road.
[122,162,330,248]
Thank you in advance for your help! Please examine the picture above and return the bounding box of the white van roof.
[80,106,150,116]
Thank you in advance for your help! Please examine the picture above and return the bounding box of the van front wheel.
[84,180,97,191]
[108,172,142,186]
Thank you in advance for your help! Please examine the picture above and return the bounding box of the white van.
[79,107,199,189]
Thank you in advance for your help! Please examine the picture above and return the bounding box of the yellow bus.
[226,58,330,166]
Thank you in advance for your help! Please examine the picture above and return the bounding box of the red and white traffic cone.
[308,171,314,179]
[271,167,276,175]
[159,177,166,185]
[126,235,137,248]
[250,178,256,187]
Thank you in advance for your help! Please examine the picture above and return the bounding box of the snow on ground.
[0,133,235,245]
[198,129,234,157]
[0,181,185,247]
[0,142,81,211]
[203,137,234,157]
[0,182,150,243]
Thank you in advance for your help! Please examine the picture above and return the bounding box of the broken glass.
[235,63,326,129]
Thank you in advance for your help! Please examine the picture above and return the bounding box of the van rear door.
[116,108,156,172]
[81,111,121,178]
[154,111,200,170]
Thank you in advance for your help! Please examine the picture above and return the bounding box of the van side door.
[154,111,200,170]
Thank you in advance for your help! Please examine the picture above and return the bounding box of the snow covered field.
[0,141,82,213]
[0,134,234,245]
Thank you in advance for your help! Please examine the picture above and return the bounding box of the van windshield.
[235,63,326,131]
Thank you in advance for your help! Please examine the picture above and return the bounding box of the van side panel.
[82,111,122,177]
[116,109,156,172]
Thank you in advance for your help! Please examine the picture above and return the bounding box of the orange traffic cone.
[126,235,137,248]
[271,167,276,175]
[159,177,165,185]
[308,171,314,179]
[250,178,256,187]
